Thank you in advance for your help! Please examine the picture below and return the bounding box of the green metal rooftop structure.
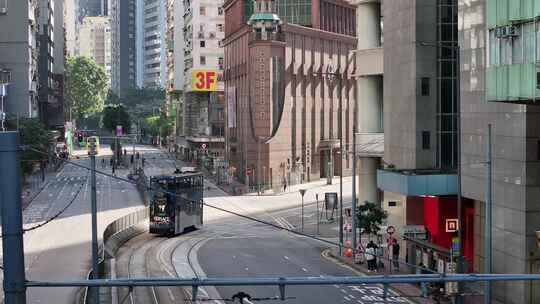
[243,0,312,27]
[486,0,540,104]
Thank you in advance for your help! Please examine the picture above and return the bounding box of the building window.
[200,40,205,47]
[200,6,206,15]
[421,77,430,96]
[218,7,223,15]
[217,24,224,32]
[200,56,206,65]
[537,72,540,90]
[422,131,430,150]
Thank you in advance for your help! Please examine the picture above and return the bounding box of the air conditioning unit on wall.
[507,25,519,37]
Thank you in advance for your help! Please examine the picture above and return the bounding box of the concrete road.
[0,145,161,303]
[195,206,409,304]
[110,151,410,304]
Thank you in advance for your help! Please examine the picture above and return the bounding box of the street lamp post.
[315,64,344,255]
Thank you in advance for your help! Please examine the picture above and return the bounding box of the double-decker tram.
[149,172,204,235]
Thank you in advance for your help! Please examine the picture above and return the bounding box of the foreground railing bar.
[26,274,540,288]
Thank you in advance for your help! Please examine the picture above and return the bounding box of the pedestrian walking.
[142,157,145,167]
[392,239,400,271]
[365,243,376,272]
[282,177,287,192]
[101,158,105,169]
[130,154,134,164]
[417,262,428,297]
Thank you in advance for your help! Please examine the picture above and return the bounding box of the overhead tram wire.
[22,181,85,233]
[27,147,439,274]
[0,180,85,240]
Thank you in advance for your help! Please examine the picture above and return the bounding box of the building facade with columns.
[223,0,357,190]
[357,0,470,278]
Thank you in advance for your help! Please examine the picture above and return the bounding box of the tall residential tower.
[110,0,137,95]
[0,0,39,118]
[178,0,226,168]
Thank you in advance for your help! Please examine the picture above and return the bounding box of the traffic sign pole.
[316,194,320,235]
[299,189,306,232]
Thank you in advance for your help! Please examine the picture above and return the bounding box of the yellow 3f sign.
[192,70,218,91]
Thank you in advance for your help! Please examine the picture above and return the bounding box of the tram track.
[116,229,215,304]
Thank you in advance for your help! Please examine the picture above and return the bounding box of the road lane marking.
[167,288,175,301]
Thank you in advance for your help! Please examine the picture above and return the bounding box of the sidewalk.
[213,174,353,198]
[326,247,443,304]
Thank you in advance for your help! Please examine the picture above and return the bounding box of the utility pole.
[0,132,27,304]
[257,137,261,195]
[88,138,99,304]
[484,124,492,304]
[338,73,344,256]
[352,131,357,252]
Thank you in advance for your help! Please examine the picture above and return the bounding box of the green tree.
[5,116,53,176]
[65,57,109,119]
[102,104,131,134]
[144,115,173,138]
[356,201,388,237]
[122,88,166,120]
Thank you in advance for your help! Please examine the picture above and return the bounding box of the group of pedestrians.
[363,239,401,273]
[98,152,145,176]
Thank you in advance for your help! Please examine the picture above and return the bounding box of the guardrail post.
[0,132,27,304]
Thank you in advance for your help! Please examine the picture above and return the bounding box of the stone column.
[356,0,382,205]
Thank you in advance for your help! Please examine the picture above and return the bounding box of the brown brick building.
[223,0,357,190]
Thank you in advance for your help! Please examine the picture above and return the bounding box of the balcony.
[353,47,383,77]
[377,169,457,196]
[354,132,383,157]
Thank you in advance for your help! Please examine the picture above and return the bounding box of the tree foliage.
[144,115,173,138]
[121,88,166,120]
[102,104,131,134]
[356,201,388,236]
[65,57,109,118]
[5,116,53,176]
